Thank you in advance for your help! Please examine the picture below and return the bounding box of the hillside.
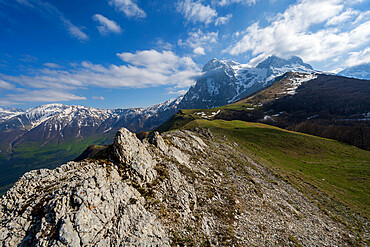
[208,72,370,150]
[156,116,370,243]
[1,124,369,245]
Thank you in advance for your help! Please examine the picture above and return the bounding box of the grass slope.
[157,116,370,238]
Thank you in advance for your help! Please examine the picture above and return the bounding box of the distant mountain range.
[0,55,316,151]
[338,63,370,80]
[1,55,368,194]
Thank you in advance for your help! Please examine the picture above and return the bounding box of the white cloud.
[43,63,61,68]
[0,99,16,106]
[168,89,187,95]
[177,0,217,24]
[246,53,267,67]
[93,14,122,34]
[353,10,370,24]
[226,0,370,65]
[217,0,257,6]
[109,0,146,18]
[327,67,344,74]
[345,47,370,67]
[19,54,38,63]
[154,39,174,50]
[0,79,14,89]
[178,29,218,54]
[6,90,86,103]
[326,8,358,26]
[0,50,202,105]
[215,14,232,25]
[116,50,200,83]
[177,0,232,25]
[93,96,105,100]
[193,47,206,55]
[62,18,88,41]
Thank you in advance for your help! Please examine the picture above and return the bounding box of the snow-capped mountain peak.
[256,55,313,70]
[180,55,316,109]
[25,103,68,128]
[0,108,25,123]
[202,58,240,72]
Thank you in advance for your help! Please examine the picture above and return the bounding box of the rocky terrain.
[0,127,363,246]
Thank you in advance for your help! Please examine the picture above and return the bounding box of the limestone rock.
[113,128,156,184]
[0,128,367,246]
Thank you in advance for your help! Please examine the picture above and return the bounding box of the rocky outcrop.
[0,128,361,246]
[0,128,168,246]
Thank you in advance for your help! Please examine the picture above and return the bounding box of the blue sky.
[0,0,369,109]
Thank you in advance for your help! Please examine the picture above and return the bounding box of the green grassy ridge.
[159,118,370,227]
[0,132,115,195]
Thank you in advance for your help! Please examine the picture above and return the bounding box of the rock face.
[0,128,360,246]
[0,128,168,246]
[179,55,315,109]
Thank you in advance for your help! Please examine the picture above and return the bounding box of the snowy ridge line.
[0,95,184,132]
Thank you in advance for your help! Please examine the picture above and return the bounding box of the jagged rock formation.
[0,127,358,246]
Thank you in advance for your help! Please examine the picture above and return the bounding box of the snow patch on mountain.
[0,108,25,123]
[24,104,68,128]
[284,73,318,95]
[181,55,316,109]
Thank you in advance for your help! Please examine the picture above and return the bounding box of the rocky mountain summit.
[178,55,315,109]
[0,127,357,246]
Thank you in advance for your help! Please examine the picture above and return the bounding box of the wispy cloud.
[109,0,146,18]
[61,17,88,41]
[15,0,88,41]
[178,29,218,55]
[154,39,174,50]
[93,14,122,35]
[177,0,217,24]
[93,96,105,100]
[15,0,34,8]
[345,47,370,67]
[177,0,231,25]
[168,89,187,95]
[215,14,232,25]
[226,0,370,67]
[19,54,38,63]
[217,0,258,6]
[0,50,201,105]
[193,47,205,55]
[326,8,358,26]
[0,79,14,90]
[43,63,61,69]
[6,90,86,103]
